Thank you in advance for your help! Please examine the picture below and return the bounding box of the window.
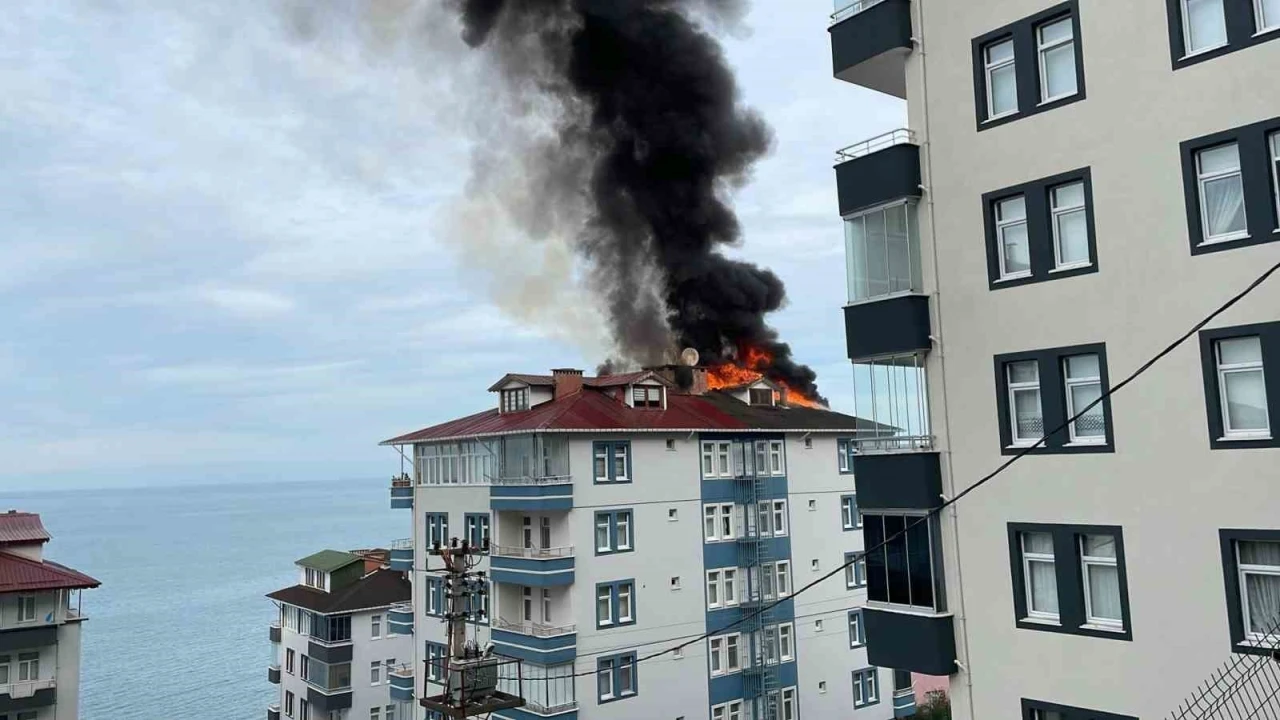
[774,561,791,596]
[845,552,867,590]
[749,387,774,406]
[818,680,827,692]
[286,648,296,674]
[983,168,1096,287]
[286,691,295,717]
[808,499,816,511]
[425,513,449,549]
[769,441,784,475]
[708,634,742,676]
[703,503,736,542]
[1022,699,1138,720]
[1050,182,1088,269]
[301,655,310,681]
[1216,336,1270,438]
[841,495,860,530]
[541,588,551,623]
[668,508,678,521]
[1197,143,1248,243]
[595,510,634,554]
[780,688,797,720]
[465,513,490,548]
[1063,354,1106,442]
[843,201,923,303]
[670,576,681,591]
[711,701,743,720]
[1009,523,1132,640]
[1220,529,1280,653]
[371,661,381,685]
[304,568,325,590]
[706,568,738,609]
[864,514,940,610]
[16,652,37,682]
[1037,17,1077,102]
[1260,0,1280,31]
[597,652,637,703]
[16,596,35,622]
[386,706,396,720]
[815,619,824,632]
[632,385,663,408]
[983,39,1017,120]
[425,643,447,682]
[995,344,1114,454]
[848,610,865,647]
[852,668,880,708]
[812,559,820,572]
[371,708,381,720]
[1181,0,1229,54]
[995,196,1030,280]
[500,387,528,413]
[756,500,788,537]
[1201,323,1280,448]
[425,577,444,616]
[778,623,794,660]
[595,581,636,628]
[593,441,631,483]
[836,439,855,473]
[665,438,676,451]
[370,615,381,639]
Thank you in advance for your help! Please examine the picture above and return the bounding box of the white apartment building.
[267,549,414,720]
[0,511,99,720]
[829,0,1280,718]
[381,367,910,720]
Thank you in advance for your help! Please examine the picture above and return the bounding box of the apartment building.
[381,367,908,720]
[0,511,99,720]
[267,549,413,720]
[829,0,1280,719]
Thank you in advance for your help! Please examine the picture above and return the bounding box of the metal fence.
[1167,618,1280,720]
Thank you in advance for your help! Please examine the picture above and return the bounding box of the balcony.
[864,606,957,676]
[269,623,281,643]
[490,478,573,512]
[0,678,56,712]
[0,626,55,652]
[268,703,281,720]
[893,688,918,718]
[854,450,942,511]
[490,545,575,587]
[390,538,414,572]
[836,128,921,215]
[268,664,281,684]
[388,601,414,635]
[829,0,912,97]
[491,618,577,664]
[307,636,353,664]
[389,663,415,703]
[390,473,413,510]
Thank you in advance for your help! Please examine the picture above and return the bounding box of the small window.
[818,680,827,693]
[848,610,865,647]
[1181,0,1229,55]
[844,552,867,590]
[852,668,880,708]
[371,661,381,685]
[808,499,816,511]
[1215,337,1271,439]
[703,503,736,542]
[1037,17,1077,102]
[836,439,855,474]
[841,495,860,530]
[749,387,774,406]
[1196,143,1248,244]
[17,595,36,622]
[1007,360,1043,445]
[1080,535,1123,628]
[370,615,381,639]
[1020,532,1060,621]
[665,438,676,451]
[1063,354,1106,443]
[984,39,1018,119]
[633,386,663,409]
[995,196,1030,280]
[670,576,681,591]
[1050,182,1089,270]
[668,508,678,521]
[804,437,813,449]
[500,387,529,413]
[815,619,824,632]
[1234,538,1280,643]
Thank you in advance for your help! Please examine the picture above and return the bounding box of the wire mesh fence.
[1167,616,1280,720]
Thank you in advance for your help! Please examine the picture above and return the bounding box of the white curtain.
[990,62,1017,116]
[1028,559,1059,614]
[1203,174,1246,237]
[1002,223,1031,274]
[1224,370,1269,431]
[1088,564,1123,621]
[1042,42,1076,98]
[1185,0,1228,53]
[1241,541,1280,634]
[1057,207,1089,265]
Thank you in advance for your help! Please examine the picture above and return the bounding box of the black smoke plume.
[452,0,823,401]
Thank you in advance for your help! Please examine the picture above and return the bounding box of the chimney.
[552,368,584,400]
[689,366,708,396]
[644,365,709,395]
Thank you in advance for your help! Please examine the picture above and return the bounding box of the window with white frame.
[617,584,633,623]
[703,503,736,542]
[1021,532,1059,621]
[778,623,794,661]
[541,588,552,623]
[1063,354,1106,442]
[16,652,37,682]
[843,201,923,303]
[632,385,663,408]
[836,438,854,473]
[984,38,1017,119]
[596,515,610,552]
[17,595,36,622]
[1197,143,1248,243]
[848,610,865,647]
[841,495,860,530]
[706,568,738,609]
[845,553,867,590]
[1236,540,1280,641]
[371,660,381,685]
[1081,534,1123,628]
[852,667,879,708]
[996,196,1030,279]
[1216,337,1271,438]
[769,441,784,474]
[1007,360,1043,445]
[500,387,529,413]
[596,587,610,626]
[756,500,788,537]
[708,634,742,676]
[370,615,381,639]
[1181,0,1229,55]
[1050,181,1089,269]
[1258,0,1280,31]
[1271,132,1280,221]
[711,700,743,720]
[717,442,731,476]
[780,688,797,720]
[1037,17,1077,102]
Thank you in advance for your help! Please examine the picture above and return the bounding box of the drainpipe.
[914,0,978,717]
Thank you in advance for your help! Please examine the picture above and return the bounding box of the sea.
[4,476,400,720]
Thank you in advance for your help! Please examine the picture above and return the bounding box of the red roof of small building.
[0,552,100,594]
[0,512,51,545]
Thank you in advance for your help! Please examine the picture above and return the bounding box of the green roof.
[296,550,361,573]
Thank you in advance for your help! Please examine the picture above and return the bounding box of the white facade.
[0,590,86,720]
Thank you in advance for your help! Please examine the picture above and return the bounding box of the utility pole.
[420,537,525,719]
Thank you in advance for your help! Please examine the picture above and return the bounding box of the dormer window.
[500,388,529,413]
[632,386,664,409]
[749,388,775,406]
[304,568,327,591]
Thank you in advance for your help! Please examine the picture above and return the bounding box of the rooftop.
[0,552,100,594]
[267,567,411,615]
[296,549,362,573]
[0,511,52,545]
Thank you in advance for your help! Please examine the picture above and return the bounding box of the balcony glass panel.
[416,435,570,486]
[304,659,352,692]
[845,202,922,303]
[832,0,887,24]
[852,353,931,452]
[496,662,577,713]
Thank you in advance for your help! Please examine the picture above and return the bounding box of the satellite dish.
[680,348,700,367]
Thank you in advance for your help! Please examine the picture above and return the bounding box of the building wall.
[0,590,83,720]
[906,0,1280,718]
[350,607,414,719]
[54,619,83,720]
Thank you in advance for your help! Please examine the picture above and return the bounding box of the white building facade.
[829,0,1280,718]
[383,369,904,720]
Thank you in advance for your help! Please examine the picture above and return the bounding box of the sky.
[0,0,904,491]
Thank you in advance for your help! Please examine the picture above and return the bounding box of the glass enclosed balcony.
[845,200,923,304]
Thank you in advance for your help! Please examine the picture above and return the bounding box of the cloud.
[138,360,361,395]
[191,286,296,318]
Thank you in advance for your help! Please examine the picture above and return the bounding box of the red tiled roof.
[486,374,555,391]
[0,512,51,545]
[381,387,879,445]
[0,552,100,593]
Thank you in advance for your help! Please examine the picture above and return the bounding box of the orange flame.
[705,345,827,409]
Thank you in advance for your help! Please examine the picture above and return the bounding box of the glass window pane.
[1056,209,1089,265]
[907,517,934,609]
[1200,144,1241,174]
[1070,384,1105,437]
[1053,182,1085,209]
[1084,534,1116,558]
[987,39,1014,63]
[990,63,1018,116]
[998,196,1027,221]
[1028,559,1059,614]
[1245,573,1280,633]
[1261,0,1280,29]
[1065,354,1100,379]
[884,515,910,605]
[1185,0,1228,52]
[1042,43,1077,99]
[885,204,911,294]
[865,209,888,298]
[1223,370,1269,431]
[1009,361,1039,384]
[1219,337,1263,365]
[1202,174,1247,237]
[1088,564,1123,621]
[845,216,868,302]
[1040,18,1073,44]
[1001,223,1031,274]
[1240,541,1280,566]
[1014,388,1044,437]
[1024,533,1054,555]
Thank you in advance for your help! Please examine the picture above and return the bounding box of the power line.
[510,256,1280,681]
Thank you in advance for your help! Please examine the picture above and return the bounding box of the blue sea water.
[4,477,400,719]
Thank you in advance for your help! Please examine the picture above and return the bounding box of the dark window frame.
[592,441,633,484]
[971,1,1086,131]
[1219,528,1280,655]
[1165,0,1280,69]
[993,342,1115,455]
[595,579,637,630]
[1022,698,1137,720]
[1007,523,1133,642]
[836,438,856,474]
[982,168,1098,289]
[1180,117,1280,255]
[594,509,635,556]
[463,512,490,549]
[1198,322,1280,449]
[596,651,639,704]
[862,512,947,611]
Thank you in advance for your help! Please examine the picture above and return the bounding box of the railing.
[524,699,580,715]
[306,635,353,648]
[389,662,414,679]
[490,474,573,487]
[836,128,916,163]
[391,474,412,488]
[831,0,886,24]
[493,617,576,637]
[303,675,352,694]
[268,703,280,715]
[0,678,56,698]
[389,601,413,615]
[390,537,413,550]
[491,545,574,559]
[853,434,935,454]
